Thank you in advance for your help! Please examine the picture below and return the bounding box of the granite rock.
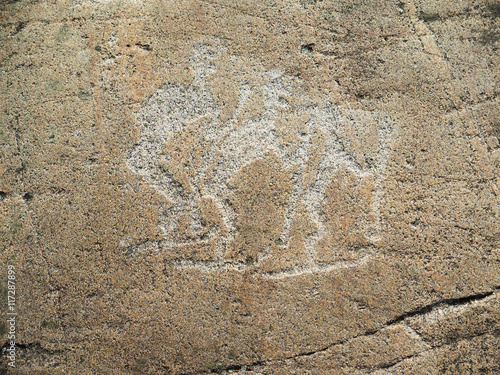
[0,0,499,374]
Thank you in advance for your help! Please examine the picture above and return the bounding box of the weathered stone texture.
[0,0,498,374]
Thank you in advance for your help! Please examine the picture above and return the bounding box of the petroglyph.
[126,40,396,277]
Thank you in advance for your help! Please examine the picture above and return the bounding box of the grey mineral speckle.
[1,0,498,374]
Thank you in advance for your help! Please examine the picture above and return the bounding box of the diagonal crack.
[179,287,499,374]
[374,330,499,372]
[384,289,498,327]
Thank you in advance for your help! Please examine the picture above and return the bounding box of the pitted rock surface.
[127,41,396,276]
[1,0,499,374]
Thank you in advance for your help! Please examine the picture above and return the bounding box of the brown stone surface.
[0,0,498,374]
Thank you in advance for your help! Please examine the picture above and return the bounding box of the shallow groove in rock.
[182,287,499,374]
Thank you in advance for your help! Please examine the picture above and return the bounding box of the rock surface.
[0,0,498,374]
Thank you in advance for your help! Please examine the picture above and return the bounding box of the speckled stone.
[0,0,498,374]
